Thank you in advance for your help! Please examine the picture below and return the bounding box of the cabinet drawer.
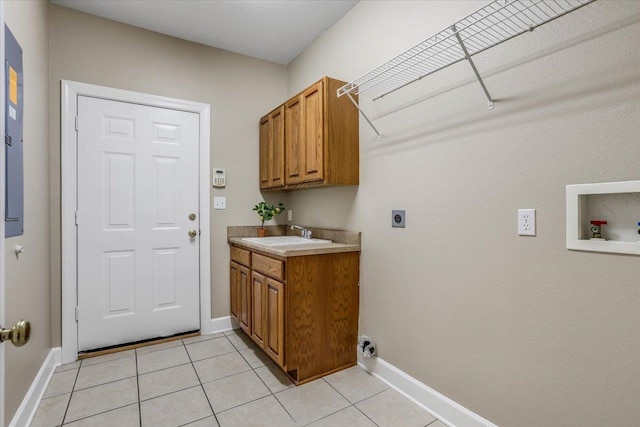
[252,253,284,281]
[231,246,251,267]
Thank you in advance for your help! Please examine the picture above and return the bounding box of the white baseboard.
[208,315,239,334]
[9,347,61,427]
[358,353,498,427]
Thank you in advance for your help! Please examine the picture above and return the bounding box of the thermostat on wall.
[212,168,226,188]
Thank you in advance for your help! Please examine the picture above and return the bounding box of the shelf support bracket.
[452,24,494,109]
[344,91,382,142]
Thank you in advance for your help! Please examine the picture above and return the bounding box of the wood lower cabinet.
[261,76,359,191]
[230,245,359,384]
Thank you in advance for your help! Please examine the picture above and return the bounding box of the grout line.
[71,374,139,393]
[198,367,254,387]
[354,404,382,427]
[184,338,221,427]
[137,361,192,378]
[78,350,135,368]
[60,403,139,426]
[135,348,142,426]
[59,361,81,425]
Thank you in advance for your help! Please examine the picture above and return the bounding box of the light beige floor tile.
[182,332,225,345]
[275,379,350,425]
[184,416,220,426]
[136,339,183,355]
[254,364,294,394]
[222,328,241,337]
[186,337,236,361]
[216,396,295,427]
[202,370,271,413]
[43,369,77,398]
[137,346,190,374]
[139,363,199,401]
[65,377,138,423]
[55,361,81,373]
[81,350,135,367]
[427,421,448,427]
[307,406,377,427]
[140,386,213,426]
[239,346,274,368]
[324,366,388,403]
[74,356,136,390]
[193,352,251,384]
[30,393,70,427]
[63,403,139,427]
[356,389,436,427]
[225,331,255,351]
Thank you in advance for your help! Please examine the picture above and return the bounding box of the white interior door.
[0,2,6,423]
[77,96,200,352]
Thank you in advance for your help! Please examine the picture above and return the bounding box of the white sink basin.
[242,236,332,246]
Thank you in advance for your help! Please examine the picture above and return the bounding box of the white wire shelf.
[338,0,596,139]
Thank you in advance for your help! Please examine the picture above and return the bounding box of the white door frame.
[61,80,212,364]
[0,1,7,425]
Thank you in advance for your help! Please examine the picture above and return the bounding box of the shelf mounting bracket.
[344,91,382,142]
[452,24,494,109]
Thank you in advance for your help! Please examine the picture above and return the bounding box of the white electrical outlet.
[287,210,293,221]
[518,209,536,236]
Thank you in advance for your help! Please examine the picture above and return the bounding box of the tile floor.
[31,330,446,427]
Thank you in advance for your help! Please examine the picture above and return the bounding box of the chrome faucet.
[291,224,312,239]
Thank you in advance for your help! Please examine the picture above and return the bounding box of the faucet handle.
[307,230,312,239]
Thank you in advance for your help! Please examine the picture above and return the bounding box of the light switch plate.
[392,210,406,228]
[213,197,226,210]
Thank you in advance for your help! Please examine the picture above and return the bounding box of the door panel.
[259,117,269,189]
[302,81,324,182]
[265,278,284,366]
[285,97,303,184]
[77,96,200,351]
[238,264,251,334]
[251,272,266,347]
[270,106,285,188]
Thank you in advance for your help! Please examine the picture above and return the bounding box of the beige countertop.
[227,226,360,258]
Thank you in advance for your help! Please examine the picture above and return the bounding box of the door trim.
[0,1,6,425]
[61,80,211,364]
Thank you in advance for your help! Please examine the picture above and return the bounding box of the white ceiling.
[51,0,359,65]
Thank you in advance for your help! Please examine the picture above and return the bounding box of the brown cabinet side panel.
[325,77,359,185]
[285,252,359,382]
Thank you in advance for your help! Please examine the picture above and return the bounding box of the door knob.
[0,320,31,347]
[188,229,197,238]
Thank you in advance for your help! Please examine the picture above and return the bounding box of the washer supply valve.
[590,220,607,240]
[358,335,376,358]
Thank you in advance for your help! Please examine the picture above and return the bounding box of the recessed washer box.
[566,180,640,255]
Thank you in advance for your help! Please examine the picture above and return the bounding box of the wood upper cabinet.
[264,76,359,191]
[259,106,285,190]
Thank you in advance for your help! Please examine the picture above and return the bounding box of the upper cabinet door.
[285,97,303,185]
[259,107,285,190]
[302,81,324,182]
[270,106,285,188]
[259,116,270,190]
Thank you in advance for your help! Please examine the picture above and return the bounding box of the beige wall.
[286,1,640,426]
[4,0,51,424]
[48,4,288,345]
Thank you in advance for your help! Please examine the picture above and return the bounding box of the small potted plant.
[253,201,285,237]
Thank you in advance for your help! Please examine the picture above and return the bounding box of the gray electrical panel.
[5,25,23,238]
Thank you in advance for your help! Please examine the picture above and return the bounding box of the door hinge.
[75,211,79,226]
[75,306,79,322]
[75,116,79,131]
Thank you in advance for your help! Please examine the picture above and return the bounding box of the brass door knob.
[188,229,197,238]
[0,320,31,347]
